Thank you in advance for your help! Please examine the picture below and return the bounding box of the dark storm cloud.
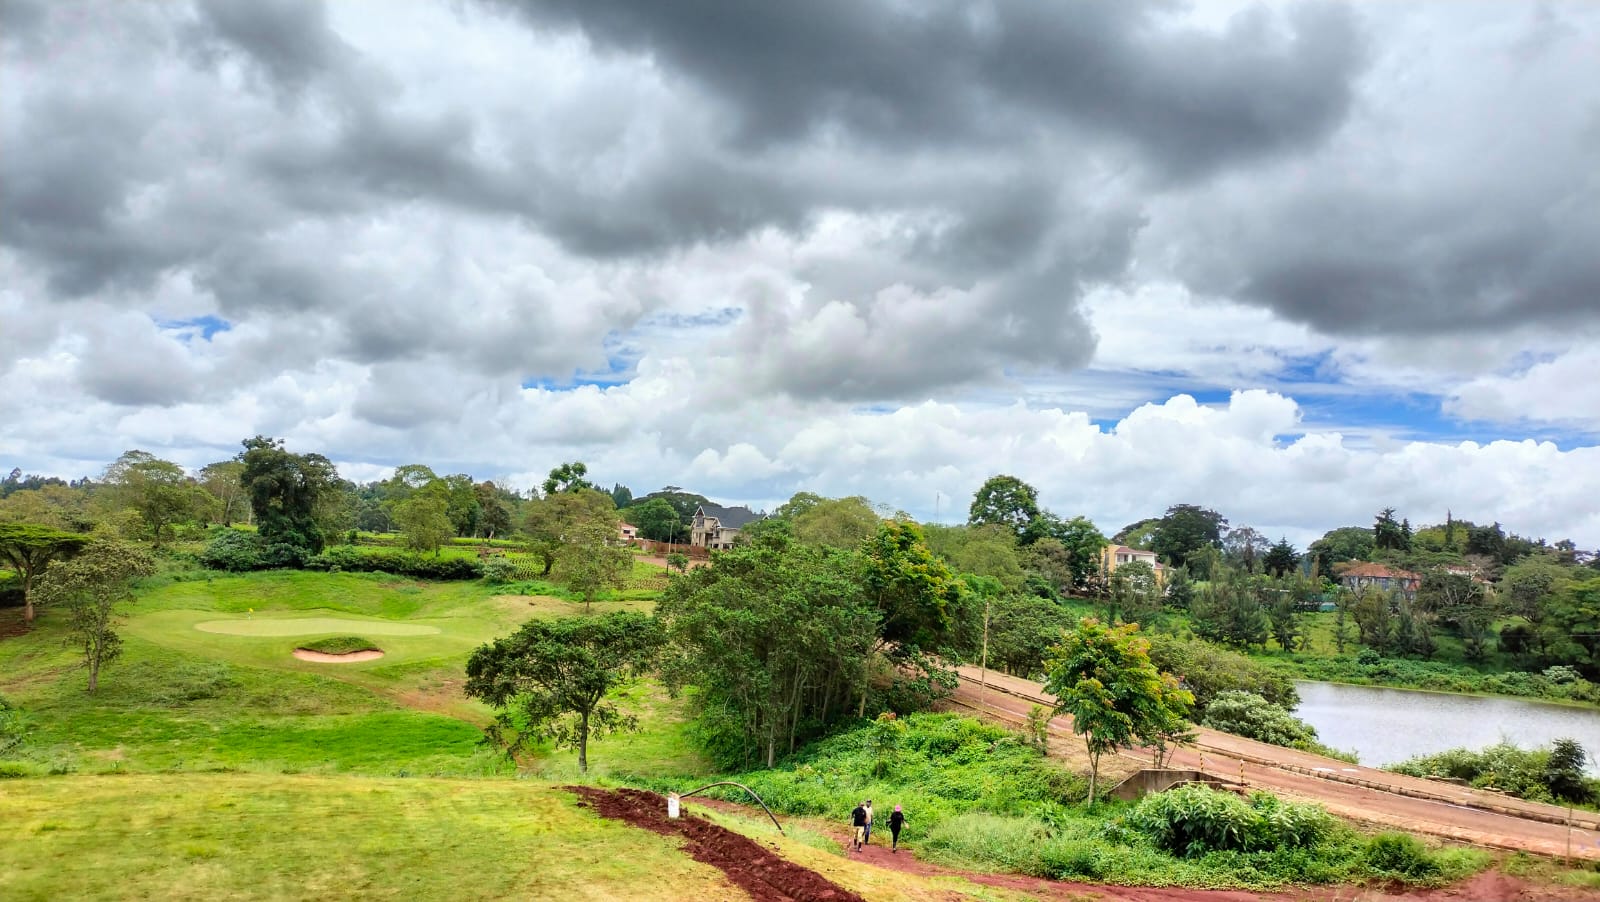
[481,0,1364,180]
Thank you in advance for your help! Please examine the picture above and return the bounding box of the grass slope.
[0,774,739,902]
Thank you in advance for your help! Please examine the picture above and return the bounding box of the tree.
[465,611,663,773]
[474,481,513,537]
[1150,504,1228,570]
[1417,570,1493,661]
[1105,559,1160,625]
[792,496,879,549]
[860,520,967,716]
[609,483,633,509]
[103,450,207,548]
[1263,537,1299,578]
[199,460,249,526]
[542,461,595,496]
[1191,571,1269,650]
[1267,589,1301,651]
[656,526,878,767]
[967,475,1041,542]
[666,551,689,574]
[394,492,453,554]
[1374,508,1411,552]
[1044,618,1192,806]
[34,542,154,693]
[923,523,1025,590]
[1307,526,1375,575]
[1224,526,1268,573]
[0,523,90,622]
[239,436,339,556]
[563,519,633,612]
[522,490,616,576]
[630,497,686,543]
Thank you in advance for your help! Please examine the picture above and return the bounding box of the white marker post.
[667,793,681,820]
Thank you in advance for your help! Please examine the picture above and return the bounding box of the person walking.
[863,800,874,845]
[888,805,905,852]
[849,801,867,851]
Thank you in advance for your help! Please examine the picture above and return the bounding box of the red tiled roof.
[1336,562,1420,580]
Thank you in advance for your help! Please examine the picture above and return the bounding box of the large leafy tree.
[1045,618,1192,805]
[792,496,880,549]
[465,611,663,773]
[103,450,209,548]
[1307,526,1375,575]
[394,490,453,554]
[967,475,1041,542]
[238,436,339,555]
[1150,504,1228,570]
[656,525,877,767]
[0,523,90,622]
[628,497,686,543]
[542,461,596,496]
[1223,526,1268,573]
[199,460,249,526]
[34,541,155,693]
[522,489,616,576]
[924,523,1025,590]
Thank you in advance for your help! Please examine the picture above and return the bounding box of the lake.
[1293,680,1600,772]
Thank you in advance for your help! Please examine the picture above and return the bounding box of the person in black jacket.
[888,805,905,852]
[849,802,867,850]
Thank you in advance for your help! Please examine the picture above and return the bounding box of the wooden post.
[978,598,991,710]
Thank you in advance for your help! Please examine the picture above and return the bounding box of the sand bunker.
[196,618,440,637]
[292,648,385,663]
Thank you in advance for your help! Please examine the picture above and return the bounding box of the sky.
[2,0,1599,549]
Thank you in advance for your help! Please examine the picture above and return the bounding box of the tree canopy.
[967,474,1041,541]
[239,436,339,556]
[465,611,663,773]
[35,541,155,693]
[1150,504,1228,569]
[0,522,91,622]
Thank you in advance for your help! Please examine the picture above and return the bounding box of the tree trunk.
[578,710,589,774]
[87,659,99,694]
[1086,749,1099,807]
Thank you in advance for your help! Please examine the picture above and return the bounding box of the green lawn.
[0,774,740,901]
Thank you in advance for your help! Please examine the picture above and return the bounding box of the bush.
[198,529,266,572]
[1146,634,1299,712]
[1363,832,1439,880]
[1200,691,1352,760]
[1390,739,1596,805]
[261,542,310,569]
[305,546,483,580]
[480,557,520,584]
[1125,785,1335,856]
[0,695,27,754]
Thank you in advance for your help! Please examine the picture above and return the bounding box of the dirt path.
[952,667,1600,861]
[568,786,865,902]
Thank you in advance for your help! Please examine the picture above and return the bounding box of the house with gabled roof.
[689,502,763,551]
[1335,561,1421,600]
[1100,544,1169,584]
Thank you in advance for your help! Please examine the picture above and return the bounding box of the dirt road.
[952,666,1600,861]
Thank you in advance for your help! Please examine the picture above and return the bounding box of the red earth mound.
[567,786,864,902]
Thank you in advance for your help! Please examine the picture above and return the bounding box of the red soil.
[567,786,865,902]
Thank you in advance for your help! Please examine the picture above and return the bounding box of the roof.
[1336,562,1420,581]
[696,502,764,530]
[1108,545,1156,556]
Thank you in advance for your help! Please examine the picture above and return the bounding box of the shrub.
[0,695,27,754]
[1363,832,1439,880]
[1125,785,1335,856]
[480,557,520,584]
[305,546,483,580]
[198,529,266,572]
[298,636,381,655]
[261,542,310,569]
[1146,634,1299,712]
[1200,691,1351,761]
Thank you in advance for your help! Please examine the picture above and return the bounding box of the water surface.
[1293,680,1600,772]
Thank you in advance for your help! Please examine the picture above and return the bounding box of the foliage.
[1308,526,1375,576]
[465,611,663,773]
[239,436,339,557]
[862,519,966,654]
[924,523,1025,590]
[562,519,633,611]
[656,526,878,768]
[33,541,156,693]
[1190,570,1269,649]
[522,489,616,576]
[967,474,1041,542]
[1388,739,1595,805]
[305,546,483,580]
[791,496,880,549]
[1125,785,1335,855]
[1144,633,1298,713]
[1363,832,1439,880]
[102,450,210,548]
[978,592,1075,677]
[1263,537,1299,578]
[627,497,685,542]
[297,636,381,655]
[1104,559,1161,625]
[1044,618,1193,805]
[0,521,90,621]
[1150,504,1228,571]
[198,527,266,572]
[1200,691,1349,759]
[1374,508,1412,552]
[541,461,596,496]
[394,492,453,554]
[0,694,26,755]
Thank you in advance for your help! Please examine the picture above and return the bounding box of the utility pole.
[978,596,991,710]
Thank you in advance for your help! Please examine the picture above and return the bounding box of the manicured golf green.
[195,618,441,637]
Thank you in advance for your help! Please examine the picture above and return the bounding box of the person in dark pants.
[849,801,868,851]
[888,805,905,852]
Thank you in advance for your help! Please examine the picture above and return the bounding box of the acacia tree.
[34,541,155,692]
[0,523,90,622]
[1045,618,1193,806]
[465,611,663,773]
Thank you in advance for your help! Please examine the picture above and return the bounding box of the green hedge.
[305,546,483,580]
